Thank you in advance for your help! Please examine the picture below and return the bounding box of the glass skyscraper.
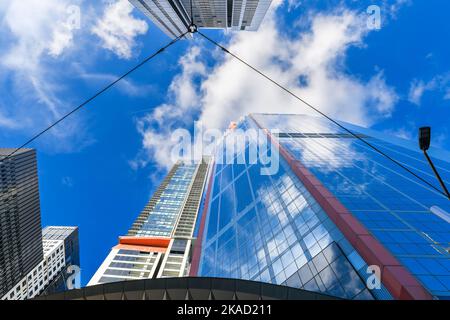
[192,113,450,300]
[129,0,273,38]
[88,159,210,285]
[86,113,449,300]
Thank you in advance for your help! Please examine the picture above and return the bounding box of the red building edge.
[189,160,216,276]
[249,114,432,300]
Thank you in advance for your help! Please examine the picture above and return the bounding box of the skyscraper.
[88,158,210,285]
[129,0,273,38]
[40,226,80,295]
[85,113,449,300]
[0,149,43,298]
[192,114,450,300]
[1,226,80,300]
[0,148,81,300]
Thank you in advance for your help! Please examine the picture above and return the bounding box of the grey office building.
[129,0,273,38]
[0,149,43,297]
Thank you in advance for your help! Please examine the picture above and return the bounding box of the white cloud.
[408,79,437,105]
[91,0,148,59]
[62,176,74,187]
[388,0,412,17]
[48,21,78,57]
[408,74,450,105]
[0,110,18,129]
[1,0,81,72]
[135,5,399,169]
[75,67,156,97]
[0,0,149,152]
[444,90,450,100]
[287,0,302,11]
[0,0,85,140]
[131,47,206,170]
[384,128,413,140]
[198,9,397,131]
[0,1,132,157]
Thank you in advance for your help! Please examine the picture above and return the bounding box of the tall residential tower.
[88,158,210,285]
[129,0,273,38]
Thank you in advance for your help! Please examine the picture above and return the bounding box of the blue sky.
[1,0,449,285]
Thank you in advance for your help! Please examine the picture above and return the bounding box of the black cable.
[190,0,194,25]
[1,32,187,163]
[423,151,450,199]
[197,30,449,199]
[188,0,198,34]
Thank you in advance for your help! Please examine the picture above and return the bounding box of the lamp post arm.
[423,150,450,200]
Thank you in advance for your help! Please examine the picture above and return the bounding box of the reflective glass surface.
[137,163,197,237]
[251,113,450,298]
[198,117,397,300]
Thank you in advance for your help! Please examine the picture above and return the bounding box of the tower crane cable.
[196,30,449,199]
[1,32,188,163]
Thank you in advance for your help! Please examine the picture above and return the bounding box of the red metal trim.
[249,114,432,300]
[189,160,215,276]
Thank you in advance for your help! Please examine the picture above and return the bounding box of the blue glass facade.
[198,113,450,300]
[137,164,197,237]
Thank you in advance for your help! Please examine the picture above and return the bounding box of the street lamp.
[419,127,450,199]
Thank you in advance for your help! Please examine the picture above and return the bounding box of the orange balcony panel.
[118,236,171,248]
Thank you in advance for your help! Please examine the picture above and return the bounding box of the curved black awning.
[35,277,340,300]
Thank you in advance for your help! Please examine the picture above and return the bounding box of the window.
[170,239,188,254]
